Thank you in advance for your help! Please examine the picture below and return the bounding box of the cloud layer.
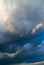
[0,0,44,65]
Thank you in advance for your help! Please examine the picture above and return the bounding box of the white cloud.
[32,23,43,33]
[0,50,21,58]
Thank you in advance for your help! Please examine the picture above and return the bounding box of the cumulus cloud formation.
[0,0,44,65]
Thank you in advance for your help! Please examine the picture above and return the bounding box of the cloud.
[0,0,44,43]
[10,61,44,65]
[0,0,44,34]
[0,0,44,64]
[32,23,43,33]
[0,50,21,59]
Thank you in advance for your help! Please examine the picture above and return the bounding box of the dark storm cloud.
[0,0,44,64]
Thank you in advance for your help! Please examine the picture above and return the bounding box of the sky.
[0,0,44,65]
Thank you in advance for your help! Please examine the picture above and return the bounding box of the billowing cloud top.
[0,0,44,65]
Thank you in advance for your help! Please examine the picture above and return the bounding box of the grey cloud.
[0,0,44,43]
[0,0,44,64]
[0,0,44,34]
